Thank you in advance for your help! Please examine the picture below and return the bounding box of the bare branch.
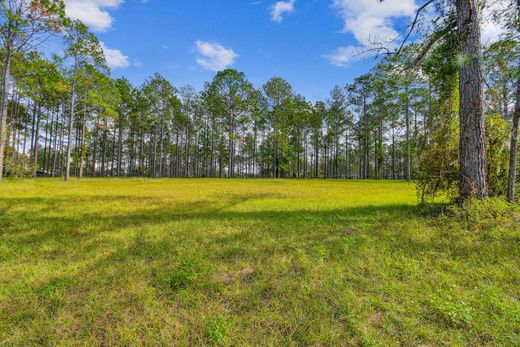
[395,0,435,55]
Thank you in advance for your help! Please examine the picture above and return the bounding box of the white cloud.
[271,0,296,23]
[481,0,510,45]
[63,0,123,32]
[327,0,511,66]
[64,1,131,68]
[326,0,417,66]
[325,45,369,67]
[332,0,416,46]
[100,42,130,68]
[195,41,239,71]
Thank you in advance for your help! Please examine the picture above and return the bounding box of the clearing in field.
[0,179,519,345]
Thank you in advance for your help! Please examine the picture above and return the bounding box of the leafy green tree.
[208,69,254,177]
[0,0,68,182]
[263,77,293,178]
[142,73,176,177]
[62,20,106,180]
[327,86,347,178]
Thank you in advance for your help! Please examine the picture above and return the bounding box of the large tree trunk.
[456,0,488,200]
[0,47,12,182]
[507,75,520,202]
[507,0,520,202]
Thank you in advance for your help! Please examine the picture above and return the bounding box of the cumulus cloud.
[64,1,131,68]
[325,45,369,67]
[327,0,511,67]
[63,0,123,32]
[271,0,296,23]
[333,0,416,46]
[100,42,130,68]
[325,0,417,66]
[195,41,239,71]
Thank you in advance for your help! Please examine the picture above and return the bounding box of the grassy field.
[0,179,519,346]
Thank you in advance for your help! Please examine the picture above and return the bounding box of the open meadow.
[0,179,519,345]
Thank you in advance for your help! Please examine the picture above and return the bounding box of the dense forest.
[0,0,518,203]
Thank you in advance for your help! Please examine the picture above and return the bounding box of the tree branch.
[395,0,435,55]
[412,21,457,66]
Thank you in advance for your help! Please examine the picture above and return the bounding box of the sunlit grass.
[0,179,518,345]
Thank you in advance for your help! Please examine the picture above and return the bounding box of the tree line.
[0,0,519,203]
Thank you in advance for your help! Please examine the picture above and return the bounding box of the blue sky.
[59,0,426,100]
[99,0,385,101]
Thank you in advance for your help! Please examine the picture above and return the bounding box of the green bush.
[447,197,519,233]
[4,147,36,178]
[485,114,511,197]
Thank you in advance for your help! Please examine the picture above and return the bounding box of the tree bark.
[507,76,520,202]
[117,117,123,176]
[158,113,164,177]
[457,0,488,200]
[79,104,87,179]
[405,86,411,181]
[32,105,41,177]
[507,0,520,202]
[0,46,12,182]
[65,79,77,181]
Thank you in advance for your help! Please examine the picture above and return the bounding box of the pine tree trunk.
[43,111,51,175]
[405,86,411,181]
[0,47,12,182]
[507,76,520,202]
[32,105,41,177]
[117,119,123,177]
[51,113,59,177]
[314,137,319,178]
[65,80,76,181]
[185,125,190,178]
[91,126,98,176]
[457,0,488,200]
[79,105,87,179]
[159,114,164,177]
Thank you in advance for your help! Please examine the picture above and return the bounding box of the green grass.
[0,179,519,346]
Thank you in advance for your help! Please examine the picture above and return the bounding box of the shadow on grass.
[0,193,416,248]
[2,192,519,347]
[3,193,514,268]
